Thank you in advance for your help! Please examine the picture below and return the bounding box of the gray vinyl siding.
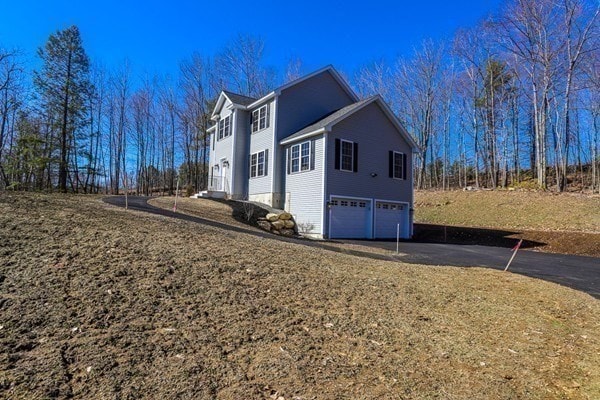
[232,109,249,198]
[285,135,325,235]
[276,70,354,196]
[326,102,413,205]
[277,70,355,140]
[210,100,234,192]
[248,99,275,195]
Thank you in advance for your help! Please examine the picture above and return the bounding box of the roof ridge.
[222,90,257,100]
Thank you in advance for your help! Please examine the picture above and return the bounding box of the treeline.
[356,0,599,192]
[0,28,278,195]
[0,0,599,195]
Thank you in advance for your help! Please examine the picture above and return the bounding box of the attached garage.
[328,196,410,239]
[328,197,372,239]
[374,200,410,239]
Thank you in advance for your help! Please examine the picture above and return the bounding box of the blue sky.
[0,0,503,80]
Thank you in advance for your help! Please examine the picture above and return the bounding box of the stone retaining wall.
[257,212,296,236]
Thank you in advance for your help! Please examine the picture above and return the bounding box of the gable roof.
[222,90,256,106]
[280,95,419,152]
[244,65,359,109]
[211,90,257,119]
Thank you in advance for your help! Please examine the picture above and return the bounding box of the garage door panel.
[329,198,371,239]
[375,201,407,239]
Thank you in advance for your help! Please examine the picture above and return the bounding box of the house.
[206,66,418,239]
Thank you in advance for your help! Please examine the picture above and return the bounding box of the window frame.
[392,151,405,180]
[217,115,231,141]
[340,139,354,172]
[251,104,270,133]
[250,150,267,178]
[289,141,311,174]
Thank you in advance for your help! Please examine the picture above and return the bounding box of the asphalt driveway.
[104,196,600,299]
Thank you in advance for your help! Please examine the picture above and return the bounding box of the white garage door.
[374,201,408,239]
[329,198,371,239]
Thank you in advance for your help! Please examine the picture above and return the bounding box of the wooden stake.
[173,176,180,212]
[504,239,523,272]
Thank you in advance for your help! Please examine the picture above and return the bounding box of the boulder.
[280,228,295,236]
[284,220,295,229]
[257,221,272,231]
[266,213,279,222]
[278,212,293,220]
[271,220,285,230]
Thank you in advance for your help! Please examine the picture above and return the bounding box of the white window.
[290,141,311,173]
[392,151,405,179]
[251,104,269,133]
[218,115,231,140]
[341,139,354,172]
[250,150,267,178]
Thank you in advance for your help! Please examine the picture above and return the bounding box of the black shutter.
[310,139,316,170]
[353,142,358,173]
[334,139,340,170]
[389,151,394,178]
[402,153,407,180]
[286,147,291,174]
[264,149,269,176]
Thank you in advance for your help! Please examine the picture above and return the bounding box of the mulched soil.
[1,193,599,399]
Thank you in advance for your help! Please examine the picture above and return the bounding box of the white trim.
[373,198,411,239]
[321,137,327,237]
[392,151,405,180]
[339,139,354,172]
[270,96,278,195]
[245,66,359,111]
[249,149,267,178]
[281,96,419,152]
[246,92,276,109]
[230,110,237,194]
[275,65,359,102]
[289,140,311,174]
[280,127,327,145]
[327,194,373,239]
[251,103,270,133]
[217,114,232,141]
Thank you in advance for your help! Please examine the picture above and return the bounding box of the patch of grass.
[415,190,600,233]
[149,196,263,230]
[1,192,599,399]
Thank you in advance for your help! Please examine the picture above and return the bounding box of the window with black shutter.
[389,151,405,180]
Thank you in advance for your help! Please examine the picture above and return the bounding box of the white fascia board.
[226,103,245,111]
[280,128,328,145]
[207,124,217,132]
[246,92,276,109]
[211,91,228,118]
[275,65,359,102]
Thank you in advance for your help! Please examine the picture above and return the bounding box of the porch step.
[191,190,226,199]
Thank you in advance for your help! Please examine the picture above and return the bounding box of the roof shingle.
[222,90,257,106]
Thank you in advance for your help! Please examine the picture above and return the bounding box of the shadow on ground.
[411,223,544,249]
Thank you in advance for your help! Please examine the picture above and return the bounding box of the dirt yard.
[1,192,599,399]
[415,190,600,256]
